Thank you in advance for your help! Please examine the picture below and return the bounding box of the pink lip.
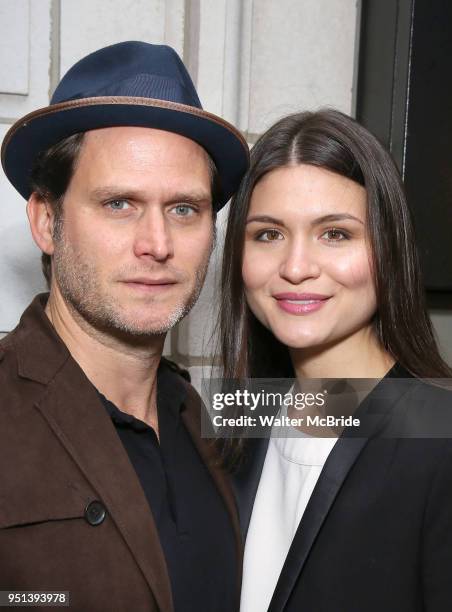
[273,292,331,315]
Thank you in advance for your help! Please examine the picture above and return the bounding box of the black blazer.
[234,366,452,611]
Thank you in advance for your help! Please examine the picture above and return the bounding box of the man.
[0,41,248,611]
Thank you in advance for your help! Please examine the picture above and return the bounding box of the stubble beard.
[52,222,211,340]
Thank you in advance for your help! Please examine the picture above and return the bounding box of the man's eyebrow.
[90,187,145,201]
[89,187,211,203]
[165,191,212,204]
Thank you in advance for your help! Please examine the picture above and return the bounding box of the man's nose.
[133,208,174,262]
[279,238,321,284]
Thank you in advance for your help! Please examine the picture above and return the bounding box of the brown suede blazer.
[0,294,241,612]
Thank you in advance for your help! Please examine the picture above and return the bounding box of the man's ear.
[26,193,57,255]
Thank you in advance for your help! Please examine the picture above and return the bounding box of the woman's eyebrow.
[312,213,364,226]
[246,213,364,226]
[246,214,285,225]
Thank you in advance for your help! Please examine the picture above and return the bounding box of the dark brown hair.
[30,132,221,288]
[220,109,452,382]
[30,132,85,287]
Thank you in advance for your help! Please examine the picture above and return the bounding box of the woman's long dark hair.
[220,109,452,384]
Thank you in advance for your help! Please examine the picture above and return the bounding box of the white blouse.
[240,419,337,612]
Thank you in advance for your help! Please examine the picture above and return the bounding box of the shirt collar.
[98,359,188,430]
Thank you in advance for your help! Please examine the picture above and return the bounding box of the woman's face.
[242,163,377,350]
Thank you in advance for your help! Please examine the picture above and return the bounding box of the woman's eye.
[172,204,195,217]
[106,199,130,211]
[321,228,348,242]
[256,229,283,242]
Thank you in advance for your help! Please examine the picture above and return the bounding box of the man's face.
[51,126,214,337]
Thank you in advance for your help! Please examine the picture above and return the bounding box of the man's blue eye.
[174,205,194,216]
[108,200,129,210]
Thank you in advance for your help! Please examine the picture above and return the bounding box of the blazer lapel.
[35,357,174,612]
[268,371,414,612]
[268,436,368,612]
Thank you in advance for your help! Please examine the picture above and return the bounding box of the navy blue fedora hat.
[1,41,249,210]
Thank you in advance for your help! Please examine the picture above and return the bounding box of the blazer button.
[85,500,107,526]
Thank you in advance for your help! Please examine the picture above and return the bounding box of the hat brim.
[1,96,249,210]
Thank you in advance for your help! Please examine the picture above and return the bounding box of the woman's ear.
[26,193,57,255]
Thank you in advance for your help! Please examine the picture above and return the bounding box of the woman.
[219,109,452,611]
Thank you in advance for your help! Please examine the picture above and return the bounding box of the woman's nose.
[279,240,321,284]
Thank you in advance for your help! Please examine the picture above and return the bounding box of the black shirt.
[98,361,237,612]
